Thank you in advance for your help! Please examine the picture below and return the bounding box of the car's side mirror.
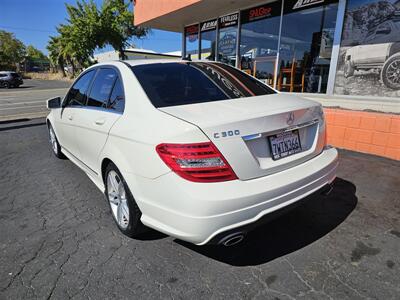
[47,97,61,109]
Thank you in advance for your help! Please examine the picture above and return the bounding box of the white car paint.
[47,59,338,245]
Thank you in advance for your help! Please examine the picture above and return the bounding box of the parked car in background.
[46,60,338,246]
[0,71,23,88]
[344,19,400,90]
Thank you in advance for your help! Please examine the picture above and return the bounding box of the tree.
[99,0,148,59]
[46,0,148,76]
[26,45,47,60]
[47,36,66,76]
[0,30,26,70]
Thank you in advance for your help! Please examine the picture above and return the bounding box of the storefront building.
[134,0,400,160]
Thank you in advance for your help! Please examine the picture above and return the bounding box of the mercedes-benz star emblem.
[287,112,295,125]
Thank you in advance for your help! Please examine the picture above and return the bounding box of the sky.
[0,0,182,55]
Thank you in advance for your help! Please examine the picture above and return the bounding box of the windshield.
[131,62,275,108]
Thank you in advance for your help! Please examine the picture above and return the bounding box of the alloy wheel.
[49,126,58,155]
[385,59,400,86]
[107,170,130,229]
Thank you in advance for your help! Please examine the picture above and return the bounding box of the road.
[0,80,70,121]
[0,119,399,299]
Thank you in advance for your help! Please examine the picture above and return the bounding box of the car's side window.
[108,77,125,113]
[87,68,118,108]
[64,70,95,107]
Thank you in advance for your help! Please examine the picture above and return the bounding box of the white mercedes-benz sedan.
[46,59,338,246]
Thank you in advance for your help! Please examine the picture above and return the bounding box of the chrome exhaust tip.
[219,232,245,247]
[321,183,333,196]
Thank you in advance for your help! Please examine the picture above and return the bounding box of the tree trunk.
[69,58,76,77]
[119,47,126,60]
[58,57,66,77]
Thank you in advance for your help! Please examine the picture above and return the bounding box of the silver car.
[344,19,400,89]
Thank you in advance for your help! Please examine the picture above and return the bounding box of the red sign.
[185,24,199,35]
[241,2,281,24]
[249,6,272,20]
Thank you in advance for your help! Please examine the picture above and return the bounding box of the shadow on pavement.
[175,178,357,266]
[0,118,31,125]
[0,121,46,132]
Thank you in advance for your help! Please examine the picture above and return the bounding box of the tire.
[381,53,400,90]
[344,60,354,78]
[4,82,11,89]
[105,162,146,237]
[48,123,66,159]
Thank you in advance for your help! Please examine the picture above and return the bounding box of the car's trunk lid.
[159,93,326,180]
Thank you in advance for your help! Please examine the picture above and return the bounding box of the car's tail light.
[156,142,238,183]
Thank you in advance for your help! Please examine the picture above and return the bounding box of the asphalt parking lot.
[0,118,399,299]
[0,79,69,121]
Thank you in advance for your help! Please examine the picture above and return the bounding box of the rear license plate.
[268,130,302,160]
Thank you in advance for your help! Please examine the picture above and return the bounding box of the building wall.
[134,0,200,26]
[325,108,400,160]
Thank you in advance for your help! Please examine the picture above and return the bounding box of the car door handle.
[94,119,106,125]
[68,115,73,121]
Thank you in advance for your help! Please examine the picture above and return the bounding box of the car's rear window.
[131,62,275,108]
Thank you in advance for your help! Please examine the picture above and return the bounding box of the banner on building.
[334,0,400,97]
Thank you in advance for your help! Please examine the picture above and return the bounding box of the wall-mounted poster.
[334,0,400,97]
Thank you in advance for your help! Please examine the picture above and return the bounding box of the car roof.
[88,59,217,72]
[122,59,202,67]
[0,71,14,74]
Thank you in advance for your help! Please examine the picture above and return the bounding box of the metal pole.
[198,24,201,60]
[182,27,186,59]
[274,0,285,90]
[326,0,346,95]
[215,17,220,62]
[235,11,241,69]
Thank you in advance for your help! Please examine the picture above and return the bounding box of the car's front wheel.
[381,53,400,90]
[344,60,354,78]
[48,123,66,159]
[105,163,146,237]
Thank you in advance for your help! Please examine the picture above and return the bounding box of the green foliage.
[99,0,148,59]
[0,30,26,70]
[26,45,48,61]
[47,0,148,76]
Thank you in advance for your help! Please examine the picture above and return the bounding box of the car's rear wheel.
[344,60,354,78]
[381,53,400,90]
[4,82,11,89]
[48,123,66,159]
[105,163,146,237]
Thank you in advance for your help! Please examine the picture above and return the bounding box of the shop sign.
[201,19,217,32]
[185,24,199,42]
[284,0,338,13]
[241,2,282,24]
[219,13,239,28]
[219,33,236,55]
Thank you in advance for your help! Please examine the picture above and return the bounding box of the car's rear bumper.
[124,147,338,245]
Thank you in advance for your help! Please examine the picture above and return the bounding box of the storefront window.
[239,2,282,86]
[218,13,239,66]
[200,19,217,60]
[184,24,199,58]
[279,0,338,93]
